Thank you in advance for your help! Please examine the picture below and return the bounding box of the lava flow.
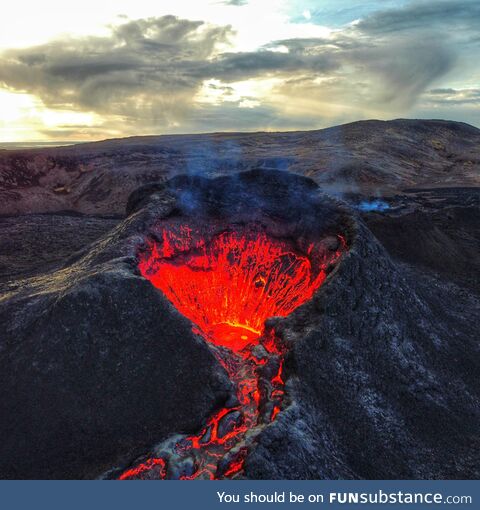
[120,225,345,480]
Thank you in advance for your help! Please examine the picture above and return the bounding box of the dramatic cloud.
[208,49,339,81]
[0,16,233,129]
[221,0,249,5]
[262,27,456,117]
[425,88,480,105]
[0,1,479,139]
[357,0,480,34]
[0,14,341,133]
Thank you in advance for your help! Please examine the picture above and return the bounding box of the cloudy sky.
[0,0,479,141]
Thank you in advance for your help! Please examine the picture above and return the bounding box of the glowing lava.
[119,225,345,480]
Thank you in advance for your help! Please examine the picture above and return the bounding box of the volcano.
[117,173,348,480]
[119,226,345,479]
[0,169,478,480]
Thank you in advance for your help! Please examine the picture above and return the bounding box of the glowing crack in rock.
[120,225,345,480]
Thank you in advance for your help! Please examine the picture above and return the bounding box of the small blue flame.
[357,200,390,212]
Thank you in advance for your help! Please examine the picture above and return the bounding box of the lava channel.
[119,226,345,480]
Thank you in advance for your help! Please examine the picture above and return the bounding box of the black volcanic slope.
[0,119,479,216]
[0,168,479,480]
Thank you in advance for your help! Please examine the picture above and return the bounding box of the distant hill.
[1,119,479,215]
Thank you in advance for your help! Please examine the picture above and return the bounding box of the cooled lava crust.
[118,170,352,479]
[3,169,477,481]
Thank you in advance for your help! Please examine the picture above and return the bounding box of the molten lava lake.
[120,225,345,480]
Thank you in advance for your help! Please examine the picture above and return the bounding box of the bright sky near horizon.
[0,0,479,141]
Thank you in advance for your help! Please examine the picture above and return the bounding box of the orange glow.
[138,227,340,349]
[119,225,346,480]
[118,458,166,480]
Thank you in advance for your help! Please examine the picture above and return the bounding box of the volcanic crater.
[118,173,349,479]
[0,168,478,480]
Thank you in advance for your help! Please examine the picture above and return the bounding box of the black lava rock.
[0,169,478,481]
[0,213,231,479]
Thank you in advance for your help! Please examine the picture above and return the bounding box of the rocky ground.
[0,120,479,479]
[0,119,479,216]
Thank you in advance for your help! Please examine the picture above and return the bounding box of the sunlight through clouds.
[0,0,479,140]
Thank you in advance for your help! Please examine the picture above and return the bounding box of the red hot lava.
[120,226,345,480]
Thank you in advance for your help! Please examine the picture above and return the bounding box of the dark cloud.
[424,87,480,105]
[0,15,341,130]
[269,36,361,52]
[221,0,248,5]
[0,16,233,127]
[0,15,341,129]
[0,3,476,134]
[353,35,455,108]
[268,30,455,110]
[205,50,339,82]
[357,0,480,34]
[429,88,459,95]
